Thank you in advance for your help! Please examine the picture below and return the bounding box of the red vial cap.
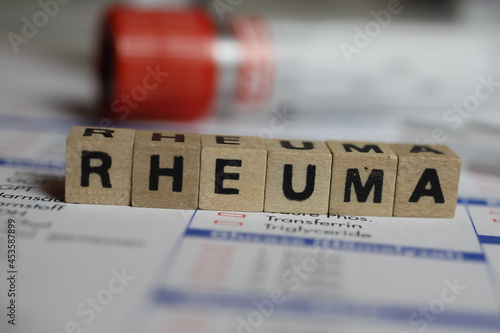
[100,6,217,120]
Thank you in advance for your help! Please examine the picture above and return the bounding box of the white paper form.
[129,163,500,333]
[0,166,193,333]
[133,205,499,333]
[0,121,500,333]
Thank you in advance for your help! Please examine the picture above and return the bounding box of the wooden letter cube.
[199,135,267,212]
[132,130,200,209]
[65,126,135,205]
[390,144,461,218]
[327,141,398,216]
[264,139,332,214]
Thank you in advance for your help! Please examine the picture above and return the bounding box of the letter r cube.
[65,126,135,205]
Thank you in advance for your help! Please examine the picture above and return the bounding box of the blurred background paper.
[1,0,500,171]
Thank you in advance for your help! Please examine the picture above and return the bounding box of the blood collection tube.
[100,5,496,120]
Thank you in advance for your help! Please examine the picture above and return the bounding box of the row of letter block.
[65,127,461,218]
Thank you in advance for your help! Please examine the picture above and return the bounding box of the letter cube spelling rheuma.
[65,127,462,218]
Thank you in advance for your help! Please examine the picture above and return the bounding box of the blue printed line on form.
[152,288,500,330]
[458,196,500,207]
[477,235,500,245]
[184,229,485,262]
[0,158,65,171]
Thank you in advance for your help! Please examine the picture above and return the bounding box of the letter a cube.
[390,144,461,218]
